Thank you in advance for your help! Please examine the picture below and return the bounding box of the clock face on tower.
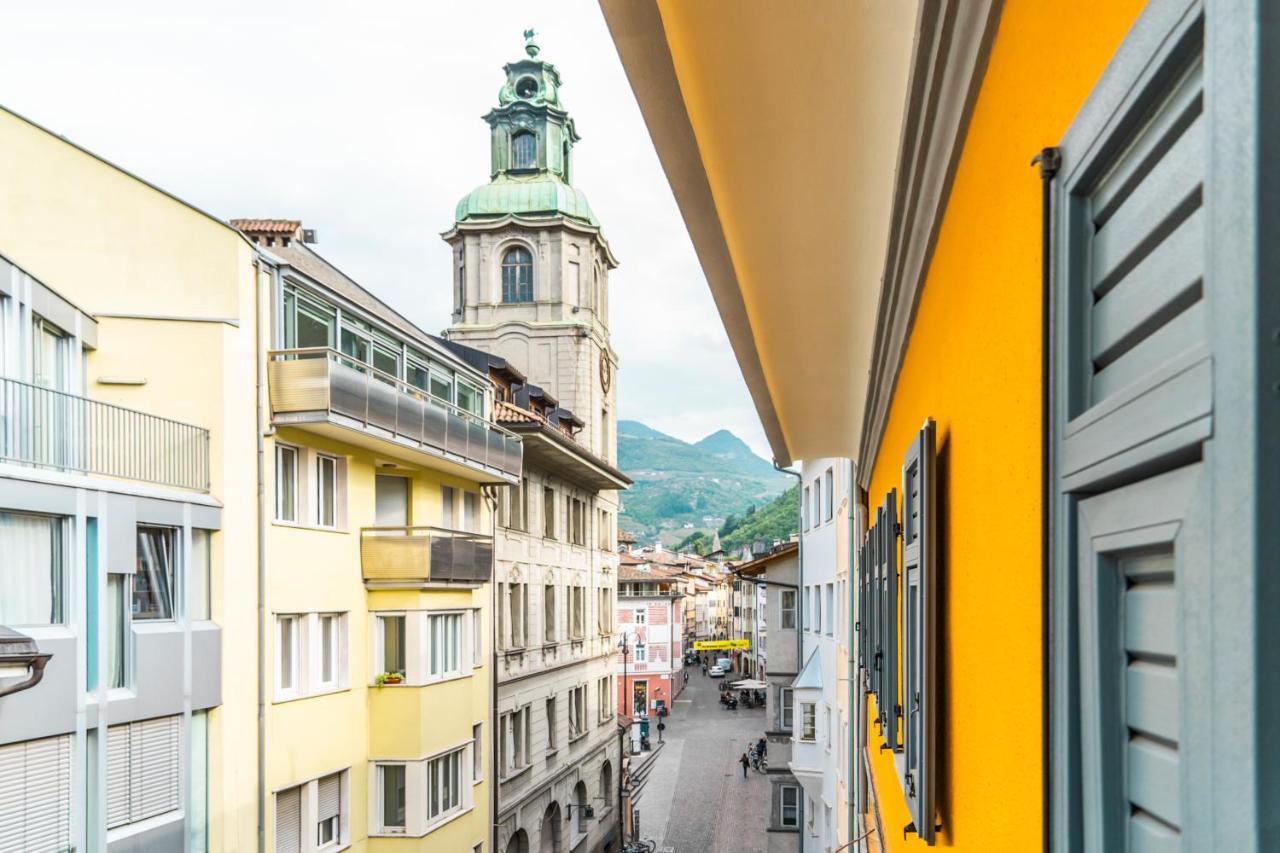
[599,350,612,393]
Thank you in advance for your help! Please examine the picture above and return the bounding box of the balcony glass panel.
[360,526,493,585]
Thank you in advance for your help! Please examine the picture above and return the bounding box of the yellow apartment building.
[0,103,516,852]
[605,1,1280,851]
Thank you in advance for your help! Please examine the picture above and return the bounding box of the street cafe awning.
[599,0,919,466]
[730,680,769,691]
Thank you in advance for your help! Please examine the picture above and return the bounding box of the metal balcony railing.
[360,525,494,584]
[0,377,210,491]
[267,348,521,480]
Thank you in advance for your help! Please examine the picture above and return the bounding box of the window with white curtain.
[427,748,464,822]
[133,525,175,620]
[316,455,338,528]
[568,685,587,739]
[275,444,298,522]
[781,590,796,630]
[428,613,462,679]
[0,511,65,625]
[277,615,301,699]
[107,574,127,689]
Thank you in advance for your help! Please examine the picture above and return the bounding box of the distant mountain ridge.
[616,420,791,546]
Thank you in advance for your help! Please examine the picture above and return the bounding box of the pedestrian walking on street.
[701,663,707,676]
[739,752,750,778]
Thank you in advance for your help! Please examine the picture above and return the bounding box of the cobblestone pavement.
[634,671,771,853]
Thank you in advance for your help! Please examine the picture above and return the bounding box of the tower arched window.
[511,131,536,170]
[501,247,534,303]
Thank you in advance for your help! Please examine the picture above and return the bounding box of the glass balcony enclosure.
[360,526,494,586]
[270,282,521,484]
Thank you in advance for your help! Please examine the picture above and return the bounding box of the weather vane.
[524,28,540,58]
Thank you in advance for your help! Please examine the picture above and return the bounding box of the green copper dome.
[455,173,598,227]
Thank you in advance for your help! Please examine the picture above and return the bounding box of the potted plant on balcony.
[374,671,404,686]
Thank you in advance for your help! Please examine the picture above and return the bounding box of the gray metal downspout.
[256,259,279,853]
[1032,147,1060,853]
[846,459,860,851]
[483,486,500,853]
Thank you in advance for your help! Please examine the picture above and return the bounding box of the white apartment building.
[789,459,853,853]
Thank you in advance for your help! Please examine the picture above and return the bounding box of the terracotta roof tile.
[494,400,539,424]
[230,218,301,233]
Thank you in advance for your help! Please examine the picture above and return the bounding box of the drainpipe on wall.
[255,259,279,853]
[846,459,861,851]
[483,485,500,853]
[1032,146,1060,853]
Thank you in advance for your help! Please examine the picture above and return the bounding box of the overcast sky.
[2,0,774,459]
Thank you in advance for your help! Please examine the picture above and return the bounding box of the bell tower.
[443,31,620,464]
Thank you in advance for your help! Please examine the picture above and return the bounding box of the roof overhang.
[507,422,632,491]
[600,1,1001,470]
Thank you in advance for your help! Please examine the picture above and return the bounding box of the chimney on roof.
[230,219,316,248]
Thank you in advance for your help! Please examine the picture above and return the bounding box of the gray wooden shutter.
[275,786,301,853]
[105,724,132,829]
[900,418,936,843]
[1050,7,1219,849]
[857,539,869,670]
[868,509,882,703]
[0,734,71,853]
[880,488,899,751]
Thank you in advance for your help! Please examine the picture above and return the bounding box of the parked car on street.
[708,665,725,677]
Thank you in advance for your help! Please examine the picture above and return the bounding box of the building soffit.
[597,0,789,464]
[600,0,919,467]
[856,0,1004,488]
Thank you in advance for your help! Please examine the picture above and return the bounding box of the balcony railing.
[267,348,521,481]
[360,525,494,585]
[0,377,210,491]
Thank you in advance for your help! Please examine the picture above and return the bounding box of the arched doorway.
[600,761,613,812]
[572,781,589,834]
[540,802,562,853]
[506,829,530,853]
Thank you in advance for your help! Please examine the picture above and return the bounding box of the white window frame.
[780,590,796,630]
[315,454,339,529]
[277,614,302,700]
[373,762,408,836]
[568,685,587,741]
[780,784,800,828]
[374,612,407,681]
[275,444,299,523]
[779,688,794,729]
[799,702,816,742]
[426,747,465,825]
[427,612,463,681]
[633,643,647,664]
[315,613,345,692]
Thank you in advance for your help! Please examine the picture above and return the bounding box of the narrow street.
[634,671,771,853]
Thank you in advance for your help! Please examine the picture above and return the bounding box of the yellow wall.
[265,429,491,851]
[861,2,1145,849]
[0,109,265,850]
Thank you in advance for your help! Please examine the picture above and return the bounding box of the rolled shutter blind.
[131,715,180,822]
[106,725,132,829]
[317,772,341,822]
[275,787,301,853]
[0,735,71,853]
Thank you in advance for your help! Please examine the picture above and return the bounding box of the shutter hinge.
[1032,146,1061,180]
[894,522,903,538]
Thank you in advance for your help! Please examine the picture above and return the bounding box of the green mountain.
[617,420,793,546]
[676,484,800,556]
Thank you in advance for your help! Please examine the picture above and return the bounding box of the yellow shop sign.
[692,639,751,651]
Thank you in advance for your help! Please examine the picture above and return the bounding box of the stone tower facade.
[443,31,620,465]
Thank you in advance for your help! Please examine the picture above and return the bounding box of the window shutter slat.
[317,772,341,821]
[900,419,937,843]
[105,725,132,829]
[275,787,302,853]
[0,735,71,853]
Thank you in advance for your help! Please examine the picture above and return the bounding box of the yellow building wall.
[265,429,490,851]
[861,2,1145,850]
[0,109,265,851]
